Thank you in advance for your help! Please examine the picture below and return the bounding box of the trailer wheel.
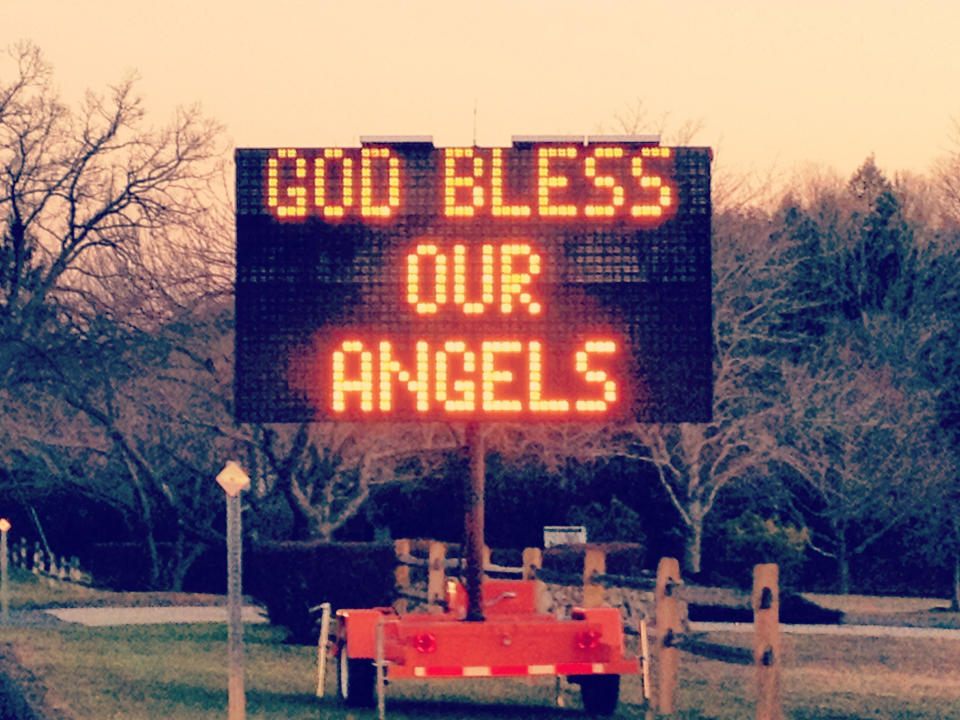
[337,645,376,708]
[575,674,620,716]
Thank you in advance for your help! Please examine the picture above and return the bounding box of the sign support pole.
[464,422,485,622]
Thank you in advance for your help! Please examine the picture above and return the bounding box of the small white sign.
[543,525,587,548]
[216,460,251,497]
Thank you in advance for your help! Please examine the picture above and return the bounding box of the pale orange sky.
[6,0,960,179]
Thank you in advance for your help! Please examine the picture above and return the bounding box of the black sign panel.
[234,139,712,423]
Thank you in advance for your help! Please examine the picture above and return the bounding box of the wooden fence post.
[394,539,411,613]
[427,541,447,612]
[583,548,606,608]
[753,563,782,720]
[521,547,542,580]
[523,547,549,613]
[655,557,681,715]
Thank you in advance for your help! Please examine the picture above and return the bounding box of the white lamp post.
[216,461,251,720]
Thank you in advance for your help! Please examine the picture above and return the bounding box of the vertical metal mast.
[464,422,485,621]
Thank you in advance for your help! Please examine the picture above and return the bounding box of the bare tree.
[933,117,960,230]
[0,299,235,589]
[484,209,799,573]
[772,344,938,593]
[251,422,460,541]
[0,41,232,587]
[0,41,225,387]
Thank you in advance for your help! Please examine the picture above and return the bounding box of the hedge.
[543,542,647,577]
[247,540,396,643]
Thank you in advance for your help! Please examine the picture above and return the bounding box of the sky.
[5,0,960,180]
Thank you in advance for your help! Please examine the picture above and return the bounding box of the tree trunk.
[282,485,311,540]
[951,510,960,612]
[837,536,851,595]
[952,548,960,612]
[141,524,162,590]
[167,536,208,592]
[685,519,704,575]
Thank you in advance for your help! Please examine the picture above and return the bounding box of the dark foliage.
[687,593,843,624]
[543,542,646,578]
[247,540,396,643]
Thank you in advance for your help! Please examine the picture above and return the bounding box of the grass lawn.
[0,623,958,720]
[1,567,226,609]
[0,624,316,719]
[1,570,959,719]
[674,631,960,720]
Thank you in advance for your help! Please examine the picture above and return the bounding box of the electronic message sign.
[234,137,712,423]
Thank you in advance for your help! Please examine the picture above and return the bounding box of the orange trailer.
[336,577,639,715]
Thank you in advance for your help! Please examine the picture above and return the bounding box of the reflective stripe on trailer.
[413,662,610,678]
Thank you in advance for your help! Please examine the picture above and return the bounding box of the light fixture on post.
[0,518,10,623]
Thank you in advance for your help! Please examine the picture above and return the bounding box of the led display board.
[234,137,712,423]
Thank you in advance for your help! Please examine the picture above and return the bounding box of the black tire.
[338,646,376,708]
[577,674,620,716]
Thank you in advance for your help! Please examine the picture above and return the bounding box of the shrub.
[247,540,396,643]
[706,512,809,589]
[543,542,646,578]
[566,496,646,547]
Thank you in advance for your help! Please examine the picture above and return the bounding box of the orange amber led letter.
[630,147,674,219]
[444,148,484,218]
[584,147,625,218]
[361,147,400,218]
[537,146,578,217]
[528,341,570,412]
[574,340,618,412]
[500,244,542,315]
[314,148,354,219]
[378,340,430,412]
[491,148,531,218]
[453,244,494,315]
[332,341,374,412]
[482,340,523,412]
[406,244,448,315]
[266,149,308,220]
[435,340,477,412]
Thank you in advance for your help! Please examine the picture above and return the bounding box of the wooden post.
[375,615,386,720]
[639,618,651,702]
[655,557,681,715]
[427,541,447,612]
[521,547,542,580]
[523,547,548,613]
[394,539,411,613]
[753,563,782,720]
[315,603,332,697]
[583,548,606,608]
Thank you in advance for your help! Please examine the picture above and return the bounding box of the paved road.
[43,605,268,626]
[690,621,960,639]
